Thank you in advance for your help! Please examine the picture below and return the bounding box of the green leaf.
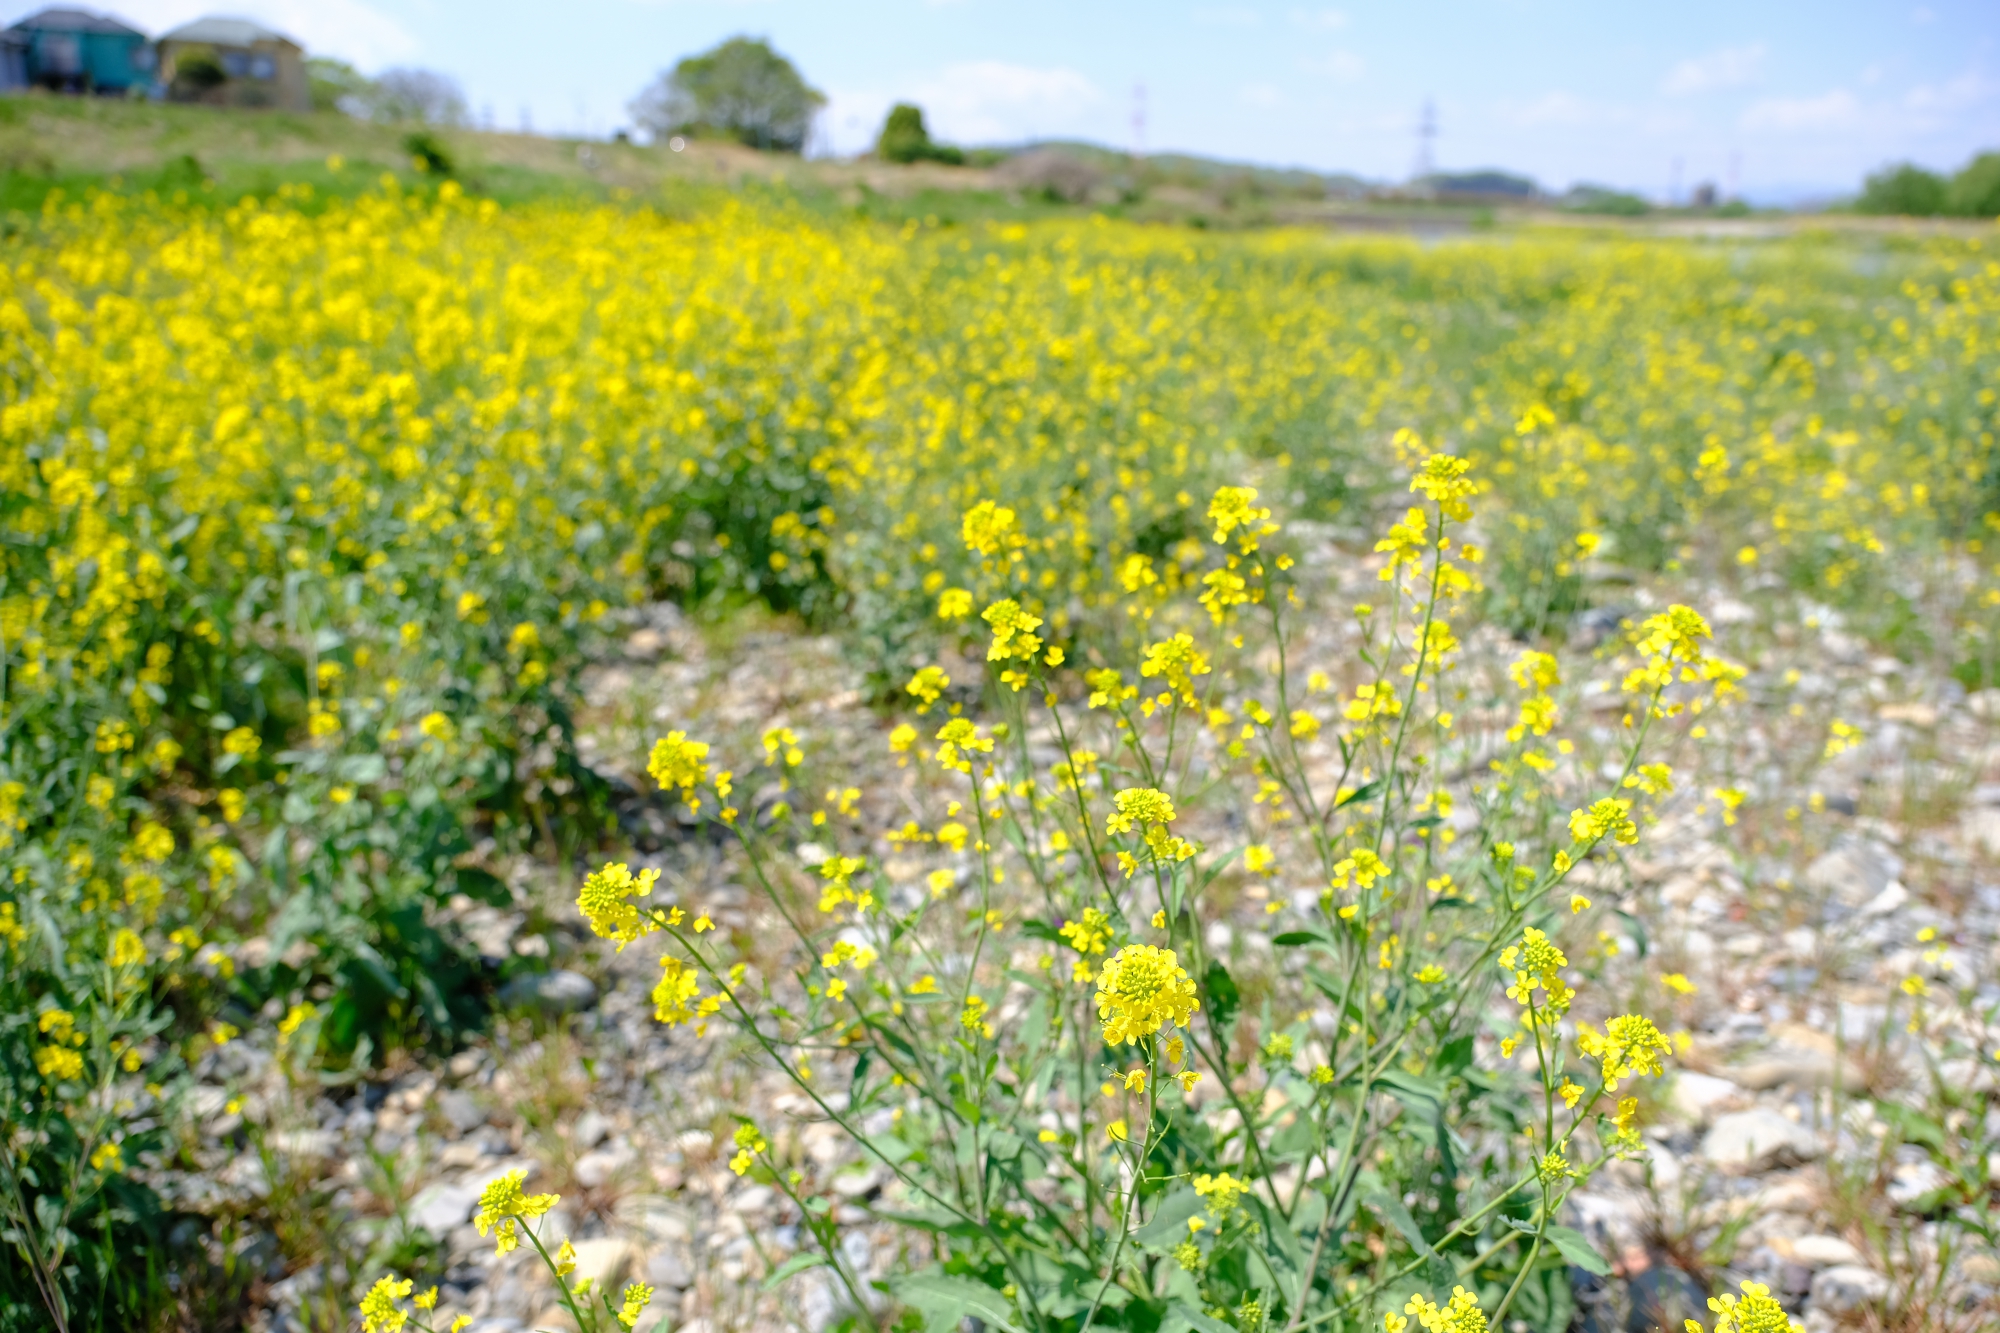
[336,752,388,784]
[1335,779,1382,809]
[863,1133,916,1165]
[873,1208,983,1238]
[1543,1224,1612,1276]
[1203,961,1240,1028]
[1271,930,1328,947]
[1363,1190,1434,1258]
[1132,1186,1203,1251]
[1432,1034,1475,1074]
[894,1271,1025,1333]
[1373,1068,1444,1115]
[1270,1113,1317,1159]
[1159,1302,1236,1333]
[763,1251,828,1289]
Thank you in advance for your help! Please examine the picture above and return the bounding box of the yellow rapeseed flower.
[1095,944,1199,1045]
[473,1169,558,1255]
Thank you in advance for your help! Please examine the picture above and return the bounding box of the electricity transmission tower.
[1414,98,1437,181]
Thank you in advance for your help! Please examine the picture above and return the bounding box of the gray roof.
[6,7,147,37]
[159,16,298,48]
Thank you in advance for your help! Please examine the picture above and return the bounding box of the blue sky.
[12,0,1999,201]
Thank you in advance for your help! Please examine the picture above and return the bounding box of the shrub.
[1946,150,2000,218]
[1856,161,1947,216]
[403,130,455,176]
[878,103,965,166]
[170,49,227,96]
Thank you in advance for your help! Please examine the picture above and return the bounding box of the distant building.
[1,8,152,94]
[1420,170,1539,202]
[157,17,306,110]
[0,30,27,91]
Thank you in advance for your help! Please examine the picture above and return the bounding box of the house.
[0,31,27,91]
[1,8,152,94]
[157,17,306,110]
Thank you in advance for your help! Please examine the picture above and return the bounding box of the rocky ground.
[175,532,2000,1333]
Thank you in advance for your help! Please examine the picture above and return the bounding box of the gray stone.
[1701,1108,1823,1171]
[568,1238,636,1286]
[1805,843,1899,907]
[437,1089,487,1135]
[1789,1235,1863,1268]
[497,969,597,1014]
[573,1142,634,1188]
[729,1185,775,1215]
[1809,1264,1890,1315]
[646,1246,692,1289]
[1885,1157,1948,1208]
[572,1108,611,1150]
[1670,1071,1745,1124]
[268,1129,335,1159]
[1965,807,2000,857]
[1860,881,1909,916]
[410,1181,481,1235]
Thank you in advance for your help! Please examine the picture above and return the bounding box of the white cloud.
[1298,50,1364,80]
[1240,82,1282,108]
[1662,43,1766,96]
[1503,91,1596,127]
[1289,7,1348,28]
[90,0,420,68]
[1740,88,1860,130]
[1904,69,1998,114]
[906,62,1104,144]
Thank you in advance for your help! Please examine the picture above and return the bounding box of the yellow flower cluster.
[1684,1280,1803,1333]
[473,1169,558,1256]
[576,862,661,950]
[1095,944,1200,1045]
[1578,1014,1674,1092]
[1059,907,1113,955]
[1396,1285,1489,1333]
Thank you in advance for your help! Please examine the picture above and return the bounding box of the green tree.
[1946,151,2000,218]
[372,67,470,126]
[171,48,226,95]
[629,37,824,153]
[1855,161,1947,216]
[306,56,374,114]
[876,102,963,165]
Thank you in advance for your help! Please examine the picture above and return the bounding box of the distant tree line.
[309,37,973,168]
[1856,152,2000,218]
[307,58,469,126]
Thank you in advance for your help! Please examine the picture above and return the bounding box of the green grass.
[0,91,1585,232]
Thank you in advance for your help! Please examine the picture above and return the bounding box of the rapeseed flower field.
[0,179,1994,1328]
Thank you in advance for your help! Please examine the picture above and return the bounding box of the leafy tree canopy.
[629,37,824,153]
[1947,151,2000,218]
[877,103,963,166]
[1857,161,1948,216]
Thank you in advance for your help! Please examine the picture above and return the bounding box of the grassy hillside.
[0,92,1578,230]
